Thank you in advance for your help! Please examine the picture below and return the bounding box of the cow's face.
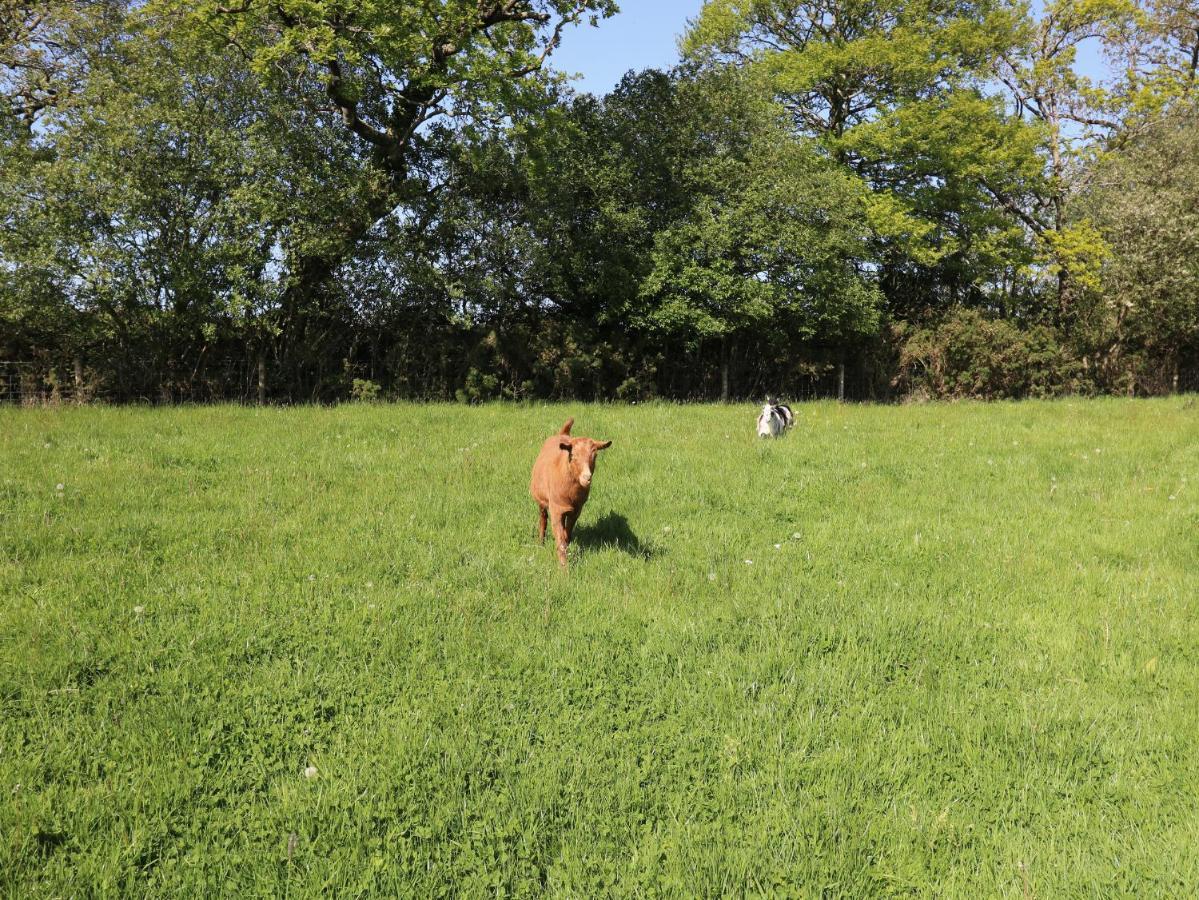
[560,437,612,487]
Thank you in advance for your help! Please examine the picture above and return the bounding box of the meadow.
[1,399,1197,897]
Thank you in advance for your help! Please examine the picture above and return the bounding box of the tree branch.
[324,57,395,149]
[981,180,1045,235]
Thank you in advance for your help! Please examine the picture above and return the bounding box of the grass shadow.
[574,511,657,560]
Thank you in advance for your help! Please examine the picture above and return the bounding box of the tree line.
[2,0,1197,403]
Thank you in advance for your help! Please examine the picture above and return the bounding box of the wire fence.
[0,359,260,405]
[0,361,85,405]
[1,358,1195,405]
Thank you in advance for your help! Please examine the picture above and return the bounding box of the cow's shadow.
[573,511,656,560]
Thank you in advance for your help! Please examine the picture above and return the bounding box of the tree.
[346,66,882,401]
[989,0,1137,322]
[683,0,1013,143]
[148,0,616,393]
[1,1,111,132]
[682,0,1046,317]
[1074,101,1199,391]
[1,2,365,398]
[1108,0,1199,119]
[636,71,881,399]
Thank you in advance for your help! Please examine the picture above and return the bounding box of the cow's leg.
[551,507,570,568]
[537,505,548,544]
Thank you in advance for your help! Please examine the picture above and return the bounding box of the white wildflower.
[304,765,318,779]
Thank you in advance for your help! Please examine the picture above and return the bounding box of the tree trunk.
[838,362,846,402]
[73,358,84,403]
[720,338,730,402]
[257,354,266,406]
[273,182,401,400]
[1047,106,1077,328]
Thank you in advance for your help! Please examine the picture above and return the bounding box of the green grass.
[1,399,1197,896]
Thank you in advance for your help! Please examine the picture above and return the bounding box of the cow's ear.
[595,440,612,450]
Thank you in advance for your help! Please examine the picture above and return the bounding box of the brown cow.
[529,417,612,568]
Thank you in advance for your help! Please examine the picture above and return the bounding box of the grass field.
[2,399,1197,896]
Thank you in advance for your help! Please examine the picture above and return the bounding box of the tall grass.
[2,399,1196,895]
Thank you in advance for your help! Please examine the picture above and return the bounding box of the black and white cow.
[756,398,794,438]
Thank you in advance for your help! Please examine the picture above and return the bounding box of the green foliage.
[3,0,1199,400]
[1,2,370,398]
[2,401,1197,892]
[845,88,1045,273]
[1041,220,1109,296]
[636,72,881,345]
[685,0,1016,121]
[456,367,501,404]
[152,0,619,138]
[1091,0,1199,123]
[640,153,881,344]
[430,66,883,398]
[350,378,382,402]
[684,0,1040,290]
[893,308,1090,399]
[988,0,1139,317]
[1073,102,1199,391]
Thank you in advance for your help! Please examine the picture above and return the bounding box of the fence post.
[257,354,266,406]
[74,358,84,403]
[720,338,729,403]
[837,363,845,402]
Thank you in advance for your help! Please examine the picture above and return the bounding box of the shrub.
[350,378,382,402]
[455,368,500,404]
[892,309,1091,400]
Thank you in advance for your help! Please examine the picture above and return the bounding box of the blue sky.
[552,1,705,95]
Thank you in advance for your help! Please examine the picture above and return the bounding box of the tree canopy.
[2,0,1197,401]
